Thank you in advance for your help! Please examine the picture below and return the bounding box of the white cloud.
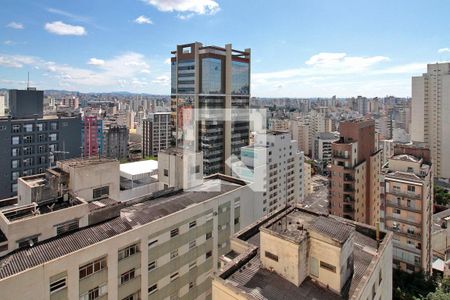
[6,22,24,29]
[438,48,450,54]
[0,52,153,91]
[152,75,170,85]
[135,15,153,24]
[372,63,426,75]
[87,58,105,66]
[176,13,195,20]
[0,54,37,68]
[4,40,15,46]
[45,21,86,36]
[164,58,171,64]
[145,0,220,15]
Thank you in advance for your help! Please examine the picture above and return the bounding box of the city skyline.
[1,0,450,97]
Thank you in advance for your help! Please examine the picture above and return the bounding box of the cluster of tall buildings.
[0,42,449,300]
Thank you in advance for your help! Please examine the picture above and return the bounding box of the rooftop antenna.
[27,71,30,89]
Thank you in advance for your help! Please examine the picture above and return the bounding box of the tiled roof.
[310,216,354,243]
[0,177,243,279]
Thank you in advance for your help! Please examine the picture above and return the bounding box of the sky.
[1,0,450,97]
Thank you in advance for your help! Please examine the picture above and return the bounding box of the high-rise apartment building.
[103,125,129,160]
[0,88,81,199]
[0,157,258,300]
[212,205,393,300]
[411,63,450,179]
[290,110,325,156]
[142,112,171,158]
[381,144,433,274]
[330,119,382,226]
[313,131,340,164]
[81,115,103,158]
[170,42,250,175]
[232,131,305,218]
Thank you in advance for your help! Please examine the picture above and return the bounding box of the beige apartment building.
[381,144,433,274]
[411,62,450,179]
[330,119,382,226]
[212,205,393,300]
[0,156,258,300]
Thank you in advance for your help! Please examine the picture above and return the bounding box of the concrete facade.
[142,112,171,158]
[411,63,450,178]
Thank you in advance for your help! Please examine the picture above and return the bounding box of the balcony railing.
[388,189,421,199]
[386,226,422,239]
[386,200,422,213]
[386,215,421,227]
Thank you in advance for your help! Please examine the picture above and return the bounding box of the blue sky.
[1,0,450,97]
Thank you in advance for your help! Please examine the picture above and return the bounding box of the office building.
[212,206,393,300]
[171,42,250,175]
[0,88,81,199]
[103,125,129,160]
[381,144,433,273]
[0,157,258,300]
[290,119,310,155]
[232,131,305,218]
[142,112,171,158]
[81,115,103,158]
[411,63,450,179]
[330,119,382,226]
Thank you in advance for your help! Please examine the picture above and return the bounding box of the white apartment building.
[290,110,325,156]
[411,62,450,178]
[0,157,258,300]
[313,131,340,163]
[379,139,395,165]
[232,131,305,219]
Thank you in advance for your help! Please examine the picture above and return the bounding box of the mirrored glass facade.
[231,61,250,95]
[201,58,223,94]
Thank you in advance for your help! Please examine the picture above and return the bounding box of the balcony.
[388,189,421,200]
[343,174,354,182]
[343,205,354,213]
[343,185,355,193]
[386,200,422,213]
[344,195,354,203]
[334,152,349,159]
[386,215,421,227]
[386,226,421,239]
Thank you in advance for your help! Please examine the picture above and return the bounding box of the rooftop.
[0,175,245,279]
[58,157,117,168]
[119,160,158,180]
[216,206,390,300]
[391,154,420,163]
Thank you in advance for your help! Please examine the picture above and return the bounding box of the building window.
[170,249,178,260]
[379,269,382,284]
[407,185,416,192]
[79,257,107,279]
[36,123,45,131]
[49,133,57,141]
[148,261,157,271]
[23,135,33,143]
[50,122,58,131]
[120,268,135,285]
[206,251,212,259]
[234,217,240,225]
[320,261,336,273]
[205,212,213,221]
[265,251,279,262]
[148,239,158,248]
[49,277,67,294]
[24,124,33,132]
[11,136,20,145]
[118,244,138,261]
[16,235,38,249]
[122,293,138,300]
[170,228,179,238]
[12,124,21,133]
[164,169,168,176]
[189,240,196,250]
[148,283,158,295]
[189,220,197,228]
[80,283,107,300]
[206,232,212,240]
[56,219,79,235]
[189,261,196,270]
[189,281,195,289]
[11,171,20,181]
[170,272,179,281]
[93,186,109,199]
[11,148,20,157]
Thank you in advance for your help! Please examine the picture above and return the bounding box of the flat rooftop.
[58,157,117,168]
[0,175,245,279]
[120,160,158,179]
[217,207,388,300]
